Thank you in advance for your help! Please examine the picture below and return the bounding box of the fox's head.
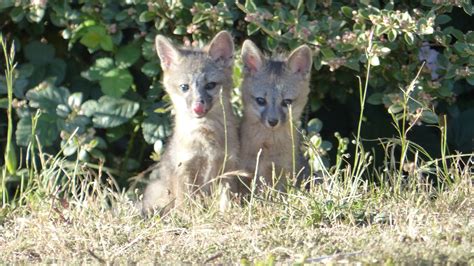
[241,40,312,129]
[155,31,234,118]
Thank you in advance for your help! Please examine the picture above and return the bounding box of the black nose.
[268,119,279,127]
[196,95,212,104]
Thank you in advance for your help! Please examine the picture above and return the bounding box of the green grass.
[1,33,473,264]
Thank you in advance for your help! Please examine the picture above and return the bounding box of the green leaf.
[466,76,474,86]
[142,114,170,144]
[90,96,140,128]
[388,29,397,42]
[467,31,474,43]
[404,32,415,46]
[341,6,353,18]
[68,92,83,109]
[367,93,384,105]
[384,2,394,10]
[80,25,106,49]
[95,57,115,70]
[26,84,70,113]
[313,56,322,71]
[100,35,114,51]
[16,114,59,147]
[10,6,25,22]
[266,37,278,51]
[141,61,161,77]
[320,48,336,59]
[307,118,323,134]
[62,115,90,134]
[78,149,89,161]
[245,0,257,12]
[0,98,8,109]
[115,10,129,21]
[99,68,133,98]
[321,140,333,151]
[453,42,472,56]
[388,103,403,114]
[306,1,316,12]
[447,109,474,153]
[56,104,70,118]
[81,100,98,117]
[443,27,464,40]
[0,0,14,10]
[141,42,156,60]
[47,58,67,85]
[173,26,187,35]
[438,82,452,97]
[247,23,259,36]
[421,110,439,124]
[89,148,105,160]
[375,25,389,36]
[27,5,46,22]
[139,11,156,22]
[344,57,360,71]
[116,43,141,68]
[461,1,473,15]
[62,141,77,157]
[82,57,115,81]
[435,15,451,25]
[106,125,128,142]
[24,41,55,66]
[80,25,113,51]
[0,75,27,97]
[18,63,35,79]
[15,117,32,147]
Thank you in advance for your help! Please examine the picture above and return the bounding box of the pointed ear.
[207,31,234,66]
[241,40,263,74]
[155,35,180,70]
[287,45,312,76]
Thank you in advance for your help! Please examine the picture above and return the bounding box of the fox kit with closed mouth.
[239,40,312,191]
[142,31,240,215]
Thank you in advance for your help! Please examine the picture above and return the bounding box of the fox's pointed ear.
[155,35,180,70]
[208,31,234,66]
[288,45,312,76]
[241,40,263,74]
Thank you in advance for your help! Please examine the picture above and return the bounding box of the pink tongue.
[192,102,205,115]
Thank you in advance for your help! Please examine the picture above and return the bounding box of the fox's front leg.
[172,159,203,208]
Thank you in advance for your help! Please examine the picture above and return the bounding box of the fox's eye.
[180,84,189,92]
[204,82,217,90]
[255,97,266,106]
[282,99,293,107]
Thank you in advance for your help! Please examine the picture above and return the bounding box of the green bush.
[0,0,473,186]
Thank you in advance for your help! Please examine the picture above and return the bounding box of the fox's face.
[155,31,234,118]
[241,41,312,128]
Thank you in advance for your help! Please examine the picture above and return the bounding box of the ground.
[1,171,472,264]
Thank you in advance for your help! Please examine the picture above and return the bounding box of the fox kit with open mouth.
[239,40,313,190]
[142,31,240,215]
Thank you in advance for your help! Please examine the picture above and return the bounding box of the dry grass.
[0,160,472,264]
[1,35,472,264]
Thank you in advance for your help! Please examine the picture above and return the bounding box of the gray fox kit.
[142,31,240,215]
[239,40,313,190]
